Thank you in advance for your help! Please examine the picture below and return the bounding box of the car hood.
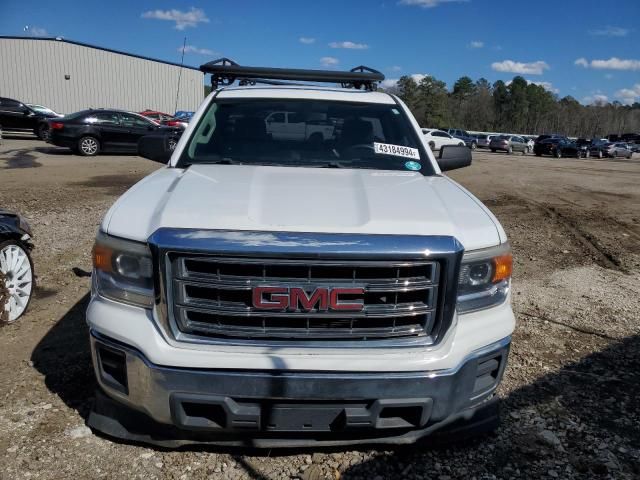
[103,165,503,251]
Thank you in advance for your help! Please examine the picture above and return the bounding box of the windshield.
[178,99,433,174]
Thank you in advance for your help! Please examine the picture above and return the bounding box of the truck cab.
[87,61,515,447]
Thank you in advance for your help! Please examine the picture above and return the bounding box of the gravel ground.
[1,137,639,479]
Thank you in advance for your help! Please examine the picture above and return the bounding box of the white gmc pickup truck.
[87,62,515,447]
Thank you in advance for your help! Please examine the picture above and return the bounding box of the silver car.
[475,134,495,149]
[489,135,528,155]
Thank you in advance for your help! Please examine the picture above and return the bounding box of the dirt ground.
[1,136,639,480]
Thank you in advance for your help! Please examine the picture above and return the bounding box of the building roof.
[0,35,201,72]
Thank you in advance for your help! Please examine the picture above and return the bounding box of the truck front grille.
[167,255,440,342]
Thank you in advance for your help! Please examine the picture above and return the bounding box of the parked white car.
[421,128,465,150]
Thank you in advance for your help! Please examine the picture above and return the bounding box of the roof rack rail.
[200,58,385,91]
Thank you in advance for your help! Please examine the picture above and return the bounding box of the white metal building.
[0,36,204,115]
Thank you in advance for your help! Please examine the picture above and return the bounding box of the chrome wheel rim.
[168,138,177,151]
[80,138,98,155]
[0,244,33,322]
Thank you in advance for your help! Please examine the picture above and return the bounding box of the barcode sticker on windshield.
[374,142,420,160]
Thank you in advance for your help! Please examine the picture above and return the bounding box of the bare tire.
[78,136,100,156]
[0,240,34,324]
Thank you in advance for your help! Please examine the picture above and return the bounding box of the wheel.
[308,132,323,145]
[458,142,465,147]
[491,149,496,153]
[168,137,178,151]
[77,136,100,156]
[428,141,436,150]
[575,150,581,159]
[0,240,34,323]
[598,150,603,159]
[613,150,618,158]
[628,152,633,159]
[555,149,562,159]
[470,142,477,150]
[521,147,526,156]
[37,123,49,141]
[535,152,541,156]
[585,150,590,158]
[507,146,513,155]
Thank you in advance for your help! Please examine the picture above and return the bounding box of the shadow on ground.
[1,147,43,168]
[31,295,640,478]
[342,334,640,478]
[31,294,95,419]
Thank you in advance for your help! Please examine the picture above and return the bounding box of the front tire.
[598,150,603,159]
[470,142,477,151]
[555,149,562,159]
[507,146,513,155]
[0,240,34,324]
[77,136,100,156]
[429,141,436,150]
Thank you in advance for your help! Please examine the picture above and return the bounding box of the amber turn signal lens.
[92,244,113,272]
[492,253,513,282]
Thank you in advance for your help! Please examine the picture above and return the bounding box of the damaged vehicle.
[87,61,514,447]
[0,210,34,324]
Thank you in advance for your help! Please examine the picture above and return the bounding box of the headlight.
[457,243,512,314]
[92,231,153,308]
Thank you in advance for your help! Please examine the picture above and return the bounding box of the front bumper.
[88,332,510,447]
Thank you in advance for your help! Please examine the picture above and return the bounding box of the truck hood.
[103,165,503,251]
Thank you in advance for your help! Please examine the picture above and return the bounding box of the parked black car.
[533,138,585,158]
[48,109,181,156]
[446,128,478,150]
[0,97,58,140]
[0,209,34,324]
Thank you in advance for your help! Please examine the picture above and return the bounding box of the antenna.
[174,37,186,114]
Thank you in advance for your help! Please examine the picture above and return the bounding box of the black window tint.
[432,131,447,137]
[1,99,26,112]
[85,112,120,126]
[121,113,152,128]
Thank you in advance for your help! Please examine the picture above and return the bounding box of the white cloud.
[141,7,209,30]
[575,57,640,71]
[179,45,216,56]
[469,41,484,48]
[574,57,589,67]
[589,26,629,37]
[320,56,339,67]
[299,37,315,44]
[380,73,429,89]
[582,94,609,105]
[24,26,48,37]
[615,84,640,105]
[399,0,469,8]
[329,41,369,50]
[491,60,549,75]
[390,65,403,72]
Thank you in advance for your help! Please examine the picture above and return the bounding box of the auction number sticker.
[374,142,420,160]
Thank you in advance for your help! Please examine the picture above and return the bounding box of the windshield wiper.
[191,158,243,165]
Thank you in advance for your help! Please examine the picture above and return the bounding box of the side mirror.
[437,145,472,172]
[138,134,175,164]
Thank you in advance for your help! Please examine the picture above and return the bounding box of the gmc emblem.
[252,286,365,312]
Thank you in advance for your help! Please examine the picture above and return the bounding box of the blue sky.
[2,0,639,105]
